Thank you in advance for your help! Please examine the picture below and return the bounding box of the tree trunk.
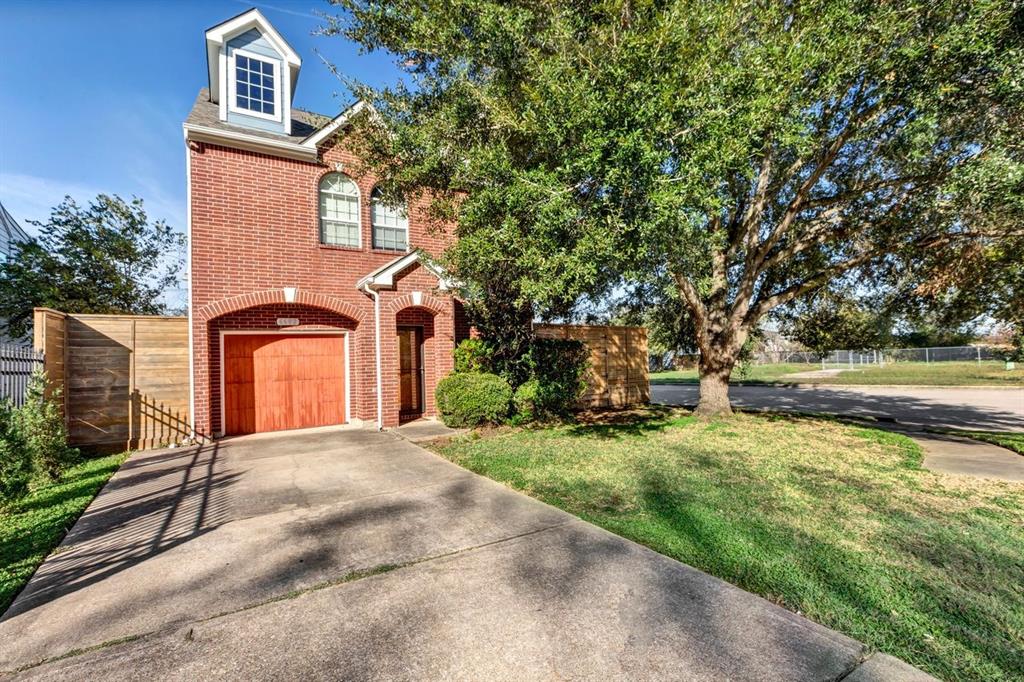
[695,353,736,416]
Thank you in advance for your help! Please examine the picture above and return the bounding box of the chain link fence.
[651,345,1005,371]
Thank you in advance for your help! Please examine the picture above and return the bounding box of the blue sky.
[0,0,402,237]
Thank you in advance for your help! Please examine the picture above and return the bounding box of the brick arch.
[196,289,365,323]
[386,292,448,316]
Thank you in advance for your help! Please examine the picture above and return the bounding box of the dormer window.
[229,50,279,120]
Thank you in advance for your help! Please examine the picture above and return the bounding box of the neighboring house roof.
[0,201,31,260]
[183,88,362,162]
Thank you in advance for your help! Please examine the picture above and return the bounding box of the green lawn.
[953,432,1024,456]
[651,360,1024,386]
[1,453,127,614]
[435,410,1024,681]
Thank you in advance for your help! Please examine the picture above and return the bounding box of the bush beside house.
[435,372,513,427]
[436,336,589,427]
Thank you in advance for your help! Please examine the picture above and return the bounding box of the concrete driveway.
[653,384,1024,431]
[1,427,930,680]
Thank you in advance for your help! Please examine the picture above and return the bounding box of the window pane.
[371,190,409,250]
[236,95,247,109]
[237,83,248,97]
[262,88,273,102]
[237,55,248,69]
[263,102,275,115]
[262,61,273,74]
[262,74,274,87]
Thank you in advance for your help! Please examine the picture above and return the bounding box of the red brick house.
[184,9,468,437]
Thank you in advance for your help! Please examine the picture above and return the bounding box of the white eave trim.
[183,123,318,162]
[302,100,368,148]
[356,251,453,291]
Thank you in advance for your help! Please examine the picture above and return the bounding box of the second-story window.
[319,173,361,247]
[371,187,409,251]
[233,52,276,117]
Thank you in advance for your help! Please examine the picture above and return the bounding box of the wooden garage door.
[223,334,346,435]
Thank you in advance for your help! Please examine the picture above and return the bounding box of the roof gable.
[357,251,452,290]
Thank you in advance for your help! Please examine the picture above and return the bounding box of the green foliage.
[17,371,77,480]
[435,372,512,427]
[516,338,589,420]
[461,276,536,387]
[328,0,1024,412]
[1,452,126,612]
[782,292,888,357]
[0,400,31,502]
[511,379,542,423]
[0,194,185,339]
[452,338,492,373]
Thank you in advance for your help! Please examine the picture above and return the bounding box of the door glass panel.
[397,327,423,415]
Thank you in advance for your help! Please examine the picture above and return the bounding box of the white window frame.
[370,188,410,252]
[319,173,362,248]
[218,329,351,438]
[228,48,282,123]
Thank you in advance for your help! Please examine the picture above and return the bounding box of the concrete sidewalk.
[1,427,934,680]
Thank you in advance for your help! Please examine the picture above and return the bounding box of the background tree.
[0,195,185,339]
[327,0,1023,414]
[779,291,888,359]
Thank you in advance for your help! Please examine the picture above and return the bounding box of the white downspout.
[360,280,384,430]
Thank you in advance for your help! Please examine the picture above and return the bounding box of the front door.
[397,326,424,420]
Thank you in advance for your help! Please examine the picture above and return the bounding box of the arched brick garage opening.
[205,303,360,436]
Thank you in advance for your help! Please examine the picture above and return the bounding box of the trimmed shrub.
[435,372,512,427]
[511,378,541,423]
[453,338,492,374]
[0,399,31,502]
[18,370,78,479]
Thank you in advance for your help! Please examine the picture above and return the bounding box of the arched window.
[319,173,360,247]
[371,187,409,251]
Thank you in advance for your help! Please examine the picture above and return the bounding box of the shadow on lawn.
[626,452,1021,680]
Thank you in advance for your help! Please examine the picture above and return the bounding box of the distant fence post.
[0,343,44,408]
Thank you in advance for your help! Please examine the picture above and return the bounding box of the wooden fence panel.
[534,324,649,409]
[34,309,191,452]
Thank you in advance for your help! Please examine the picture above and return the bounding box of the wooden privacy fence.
[0,343,44,407]
[534,324,649,409]
[34,308,191,452]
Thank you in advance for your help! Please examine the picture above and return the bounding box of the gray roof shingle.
[184,88,333,144]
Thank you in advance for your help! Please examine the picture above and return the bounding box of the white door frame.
[218,329,351,437]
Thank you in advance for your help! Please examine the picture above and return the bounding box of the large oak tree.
[327,0,1024,414]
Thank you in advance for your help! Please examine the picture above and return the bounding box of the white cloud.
[0,172,185,237]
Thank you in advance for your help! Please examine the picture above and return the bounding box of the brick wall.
[189,134,458,436]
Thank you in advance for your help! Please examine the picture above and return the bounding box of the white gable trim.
[302,100,368,148]
[356,251,452,291]
[206,9,300,106]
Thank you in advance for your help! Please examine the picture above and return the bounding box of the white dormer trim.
[356,251,453,291]
[205,8,301,110]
